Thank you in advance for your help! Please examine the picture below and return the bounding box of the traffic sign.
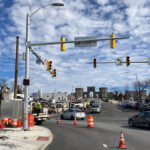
[116,58,122,66]
[44,58,48,66]
[74,37,97,47]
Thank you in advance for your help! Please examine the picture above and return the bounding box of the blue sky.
[0,0,150,93]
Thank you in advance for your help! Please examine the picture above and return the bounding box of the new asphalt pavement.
[43,102,150,150]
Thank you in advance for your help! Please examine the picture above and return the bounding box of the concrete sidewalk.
[0,125,53,150]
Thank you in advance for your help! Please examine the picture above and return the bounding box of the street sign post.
[74,37,97,47]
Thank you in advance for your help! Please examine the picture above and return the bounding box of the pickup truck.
[33,113,50,125]
[90,102,101,113]
[32,107,50,124]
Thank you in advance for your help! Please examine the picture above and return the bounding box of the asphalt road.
[43,102,150,150]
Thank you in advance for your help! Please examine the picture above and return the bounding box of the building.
[72,86,108,100]
[31,92,68,102]
[125,90,147,101]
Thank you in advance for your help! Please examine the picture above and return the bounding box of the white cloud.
[0,0,150,93]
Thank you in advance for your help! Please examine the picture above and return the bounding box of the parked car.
[131,102,140,109]
[128,111,150,127]
[102,98,108,102]
[122,100,132,108]
[117,101,122,106]
[139,103,150,111]
[61,108,85,120]
[90,102,101,113]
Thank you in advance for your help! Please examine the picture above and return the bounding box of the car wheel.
[61,115,64,120]
[81,118,84,120]
[129,120,134,127]
[71,115,74,120]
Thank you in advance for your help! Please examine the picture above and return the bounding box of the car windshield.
[92,103,100,107]
[92,105,99,108]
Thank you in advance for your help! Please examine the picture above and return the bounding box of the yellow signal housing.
[93,58,96,68]
[126,56,130,66]
[47,61,52,71]
[110,34,115,48]
[61,37,66,51]
[52,69,56,78]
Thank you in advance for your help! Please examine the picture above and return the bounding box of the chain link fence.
[0,100,23,119]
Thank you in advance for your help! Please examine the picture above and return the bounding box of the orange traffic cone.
[74,117,77,125]
[57,117,60,124]
[118,130,127,149]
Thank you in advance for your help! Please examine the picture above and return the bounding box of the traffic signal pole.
[24,13,30,131]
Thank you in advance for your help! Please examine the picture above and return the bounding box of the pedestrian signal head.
[61,37,65,51]
[126,56,130,66]
[47,61,52,71]
[52,69,56,78]
[93,58,96,68]
[110,34,115,49]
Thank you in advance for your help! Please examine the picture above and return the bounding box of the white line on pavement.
[103,144,108,148]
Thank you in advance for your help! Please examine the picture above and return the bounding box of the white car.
[61,108,85,120]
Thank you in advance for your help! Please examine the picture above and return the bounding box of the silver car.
[61,108,85,120]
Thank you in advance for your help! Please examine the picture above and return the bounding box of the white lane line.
[103,144,108,148]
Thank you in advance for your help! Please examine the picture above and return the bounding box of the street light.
[24,3,64,131]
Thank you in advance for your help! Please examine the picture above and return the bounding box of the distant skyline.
[0,0,150,93]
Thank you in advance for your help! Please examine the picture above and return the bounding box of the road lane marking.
[103,144,108,148]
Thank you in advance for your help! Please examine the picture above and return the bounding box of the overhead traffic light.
[61,36,66,51]
[46,61,52,71]
[110,34,115,48]
[52,69,56,78]
[126,56,130,66]
[93,58,96,68]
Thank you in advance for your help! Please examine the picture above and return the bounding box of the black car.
[128,111,150,128]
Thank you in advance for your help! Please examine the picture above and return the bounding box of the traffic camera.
[93,58,96,68]
[52,69,56,77]
[61,36,66,51]
[110,34,115,48]
[126,56,130,66]
[46,61,52,71]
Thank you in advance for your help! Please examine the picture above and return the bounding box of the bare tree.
[0,79,7,101]
[17,85,23,94]
[124,84,130,100]
[132,79,149,102]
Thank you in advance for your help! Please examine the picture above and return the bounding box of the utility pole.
[136,74,140,103]
[14,37,19,99]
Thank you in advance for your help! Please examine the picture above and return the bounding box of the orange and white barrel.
[87,115,94,128]
[8,118,12,126]
[2,118,8,125]
[11,119,18,127]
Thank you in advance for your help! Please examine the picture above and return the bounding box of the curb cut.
[39,127,53,150]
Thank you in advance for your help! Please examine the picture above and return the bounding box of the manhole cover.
[36,136,49,141]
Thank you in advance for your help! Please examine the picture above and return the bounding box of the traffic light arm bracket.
[30,37,129,47]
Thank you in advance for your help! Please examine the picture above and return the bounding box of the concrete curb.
[39,127,53,150]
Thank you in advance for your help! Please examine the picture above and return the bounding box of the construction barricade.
[87,115,94,128]
[28,114,35,127]
[11,119,18,127]
[0,119,6,129]
[2,118,8,126]
[8,117,12,126]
